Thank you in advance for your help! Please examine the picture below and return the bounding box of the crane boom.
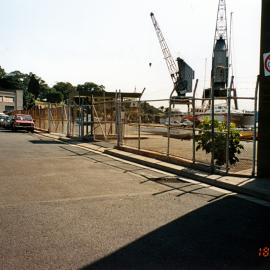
[150,12,178,83]
[150,12,194,96]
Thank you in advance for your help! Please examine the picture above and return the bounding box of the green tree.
[53,82,75,101]
[0,70,28,89]
[23,90,35,110]
[27,74,40,99]
[0,66,6,78]
[46,88,64,103]
[140,102,162,123]
[195,117,244,166]
[27,73,50,100]
[77,82,105,94]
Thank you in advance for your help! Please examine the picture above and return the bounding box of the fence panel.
[92,100,117,145]
[168,101,194,161]
[120,100,140,149]
[136,100,169,155]
[10,81,257,177]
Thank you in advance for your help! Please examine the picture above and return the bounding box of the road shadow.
[239,177,270,202]
[80,195,270,270]
[28,140,63,144]
[0,128,29,133]
[58,145,231,201]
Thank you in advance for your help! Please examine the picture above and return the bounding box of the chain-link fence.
[115,93,257,176]
[14,79,258,176]
[106,81,258,177]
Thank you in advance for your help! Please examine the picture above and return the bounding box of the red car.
[11,114,35,133]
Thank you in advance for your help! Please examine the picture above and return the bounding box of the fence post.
[167,98,172,157]
[61,105,64,134]
[86,105,89,136]
[138,88,145,150]
[192,79,199,164]
[115,91,123,147]
[119,92,123,146]
[210,82,215,173]
[115,91,120,147]
[115,91,118,145]
[226,76,234,174]
[38,106,41,129]
[103,92,107,137]
[167,88,177,157]
[90,95,94,141]
[138,100,141,150]
[67,102,71,137]
[252,75,260,177]
[80,106,84,139]
[48,103,51,133]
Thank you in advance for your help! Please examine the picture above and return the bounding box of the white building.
[0,87,23,113]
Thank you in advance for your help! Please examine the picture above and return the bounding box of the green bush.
[195,117,244,167]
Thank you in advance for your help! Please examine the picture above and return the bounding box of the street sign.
[263,52,270,76]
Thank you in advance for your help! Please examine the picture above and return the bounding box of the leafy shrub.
[195,117,244,166]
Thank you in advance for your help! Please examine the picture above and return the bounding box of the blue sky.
[0,0,261,108]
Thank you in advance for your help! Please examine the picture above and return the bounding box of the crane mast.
[213,0,228,47]
[202,0,238,109]
[211,0,229,92]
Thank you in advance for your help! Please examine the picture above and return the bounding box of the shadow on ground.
[81,195,270,270]
[29,135,269,269]
[28,139,63,144]
[0,128,30,133]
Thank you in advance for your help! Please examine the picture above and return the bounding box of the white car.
[0,113,8,127]
[180,119,193,127]
[165,120,181,126]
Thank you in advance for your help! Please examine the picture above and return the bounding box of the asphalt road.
[0,128,270,270]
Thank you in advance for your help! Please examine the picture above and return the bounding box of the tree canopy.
[0,66,5,78]
[53,82,75,101]
[45,88,64,103]
[77,82,105,95]
[0,65,108,108]
[27,74,40,99]
[0,70,28,90]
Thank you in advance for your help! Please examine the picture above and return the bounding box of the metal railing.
[15,77,259,176]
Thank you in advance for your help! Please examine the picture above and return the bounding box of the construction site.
[16,0,260,177]
[2,1,270,270]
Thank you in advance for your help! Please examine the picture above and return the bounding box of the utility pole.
[257,0,270,177]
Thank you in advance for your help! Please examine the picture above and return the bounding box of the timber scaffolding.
[70,90,142,105]
[14,90,144,140]
[69,90,143,140]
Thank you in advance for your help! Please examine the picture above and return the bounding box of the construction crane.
[211,0,229,94]
[150,12,194,97]
[202,0,238,109]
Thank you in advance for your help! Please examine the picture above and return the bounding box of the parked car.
[3,115,13,129]
[11,114,35,132]
[164,120,181,126]
[180,119,193,127]
[0,113,8,127]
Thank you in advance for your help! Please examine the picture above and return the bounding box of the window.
[3,96,14,103]
[0,96,3,102]
[5,106,14,111]
[15,115,33,121]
